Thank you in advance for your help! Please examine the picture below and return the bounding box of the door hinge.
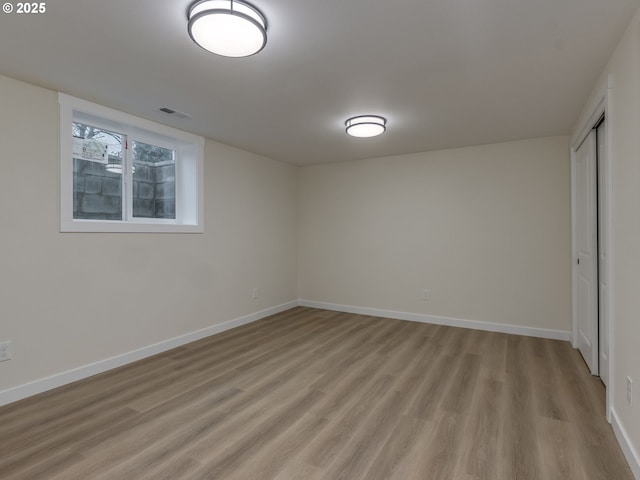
[577,258,580,265]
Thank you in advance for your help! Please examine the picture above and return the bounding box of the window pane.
[72,122,123,220]
[132,141,176,219]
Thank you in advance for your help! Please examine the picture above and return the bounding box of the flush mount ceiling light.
[188,0,267,58]
[345,115,387,138]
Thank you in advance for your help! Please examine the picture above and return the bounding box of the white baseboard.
[0,300,298,407]
[0,298,574,407]
[611,408,640,479]
[298,299,572,341]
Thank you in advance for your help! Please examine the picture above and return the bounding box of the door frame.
[575,130,599,375]
[570,74,614,421]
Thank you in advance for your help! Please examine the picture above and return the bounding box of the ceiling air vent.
[155,107,191,119]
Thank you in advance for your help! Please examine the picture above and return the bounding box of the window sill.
[60,219,204,233]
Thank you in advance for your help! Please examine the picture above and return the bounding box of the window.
[59,94,204,232]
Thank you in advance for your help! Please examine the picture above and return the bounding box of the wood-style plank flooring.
[0,307,633,479]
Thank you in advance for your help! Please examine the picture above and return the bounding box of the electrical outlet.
[251,288,259,300]
[0,341,12,362]
[627,376,633,406]
[421,289,430,301]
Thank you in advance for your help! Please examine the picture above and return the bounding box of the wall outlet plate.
[0,341,12,362]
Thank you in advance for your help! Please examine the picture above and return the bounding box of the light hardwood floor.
[0,307,633,479]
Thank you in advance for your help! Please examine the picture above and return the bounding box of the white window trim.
[59,93,204,233]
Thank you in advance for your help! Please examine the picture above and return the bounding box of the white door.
[576,130,599,375]
[597,120,608,386]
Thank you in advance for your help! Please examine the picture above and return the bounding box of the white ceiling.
[0,0,638,165]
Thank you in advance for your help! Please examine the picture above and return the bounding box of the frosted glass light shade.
[345,115,387,137]
[188,0,267,58]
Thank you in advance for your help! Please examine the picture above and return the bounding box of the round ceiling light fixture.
[188,0,267,58]
[345,115,387,138]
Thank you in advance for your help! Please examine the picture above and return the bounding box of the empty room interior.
[1,0,640,478]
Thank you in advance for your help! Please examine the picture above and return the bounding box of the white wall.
[298,136,572,333]
[574,9,640,475]
[0,74,298,393]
